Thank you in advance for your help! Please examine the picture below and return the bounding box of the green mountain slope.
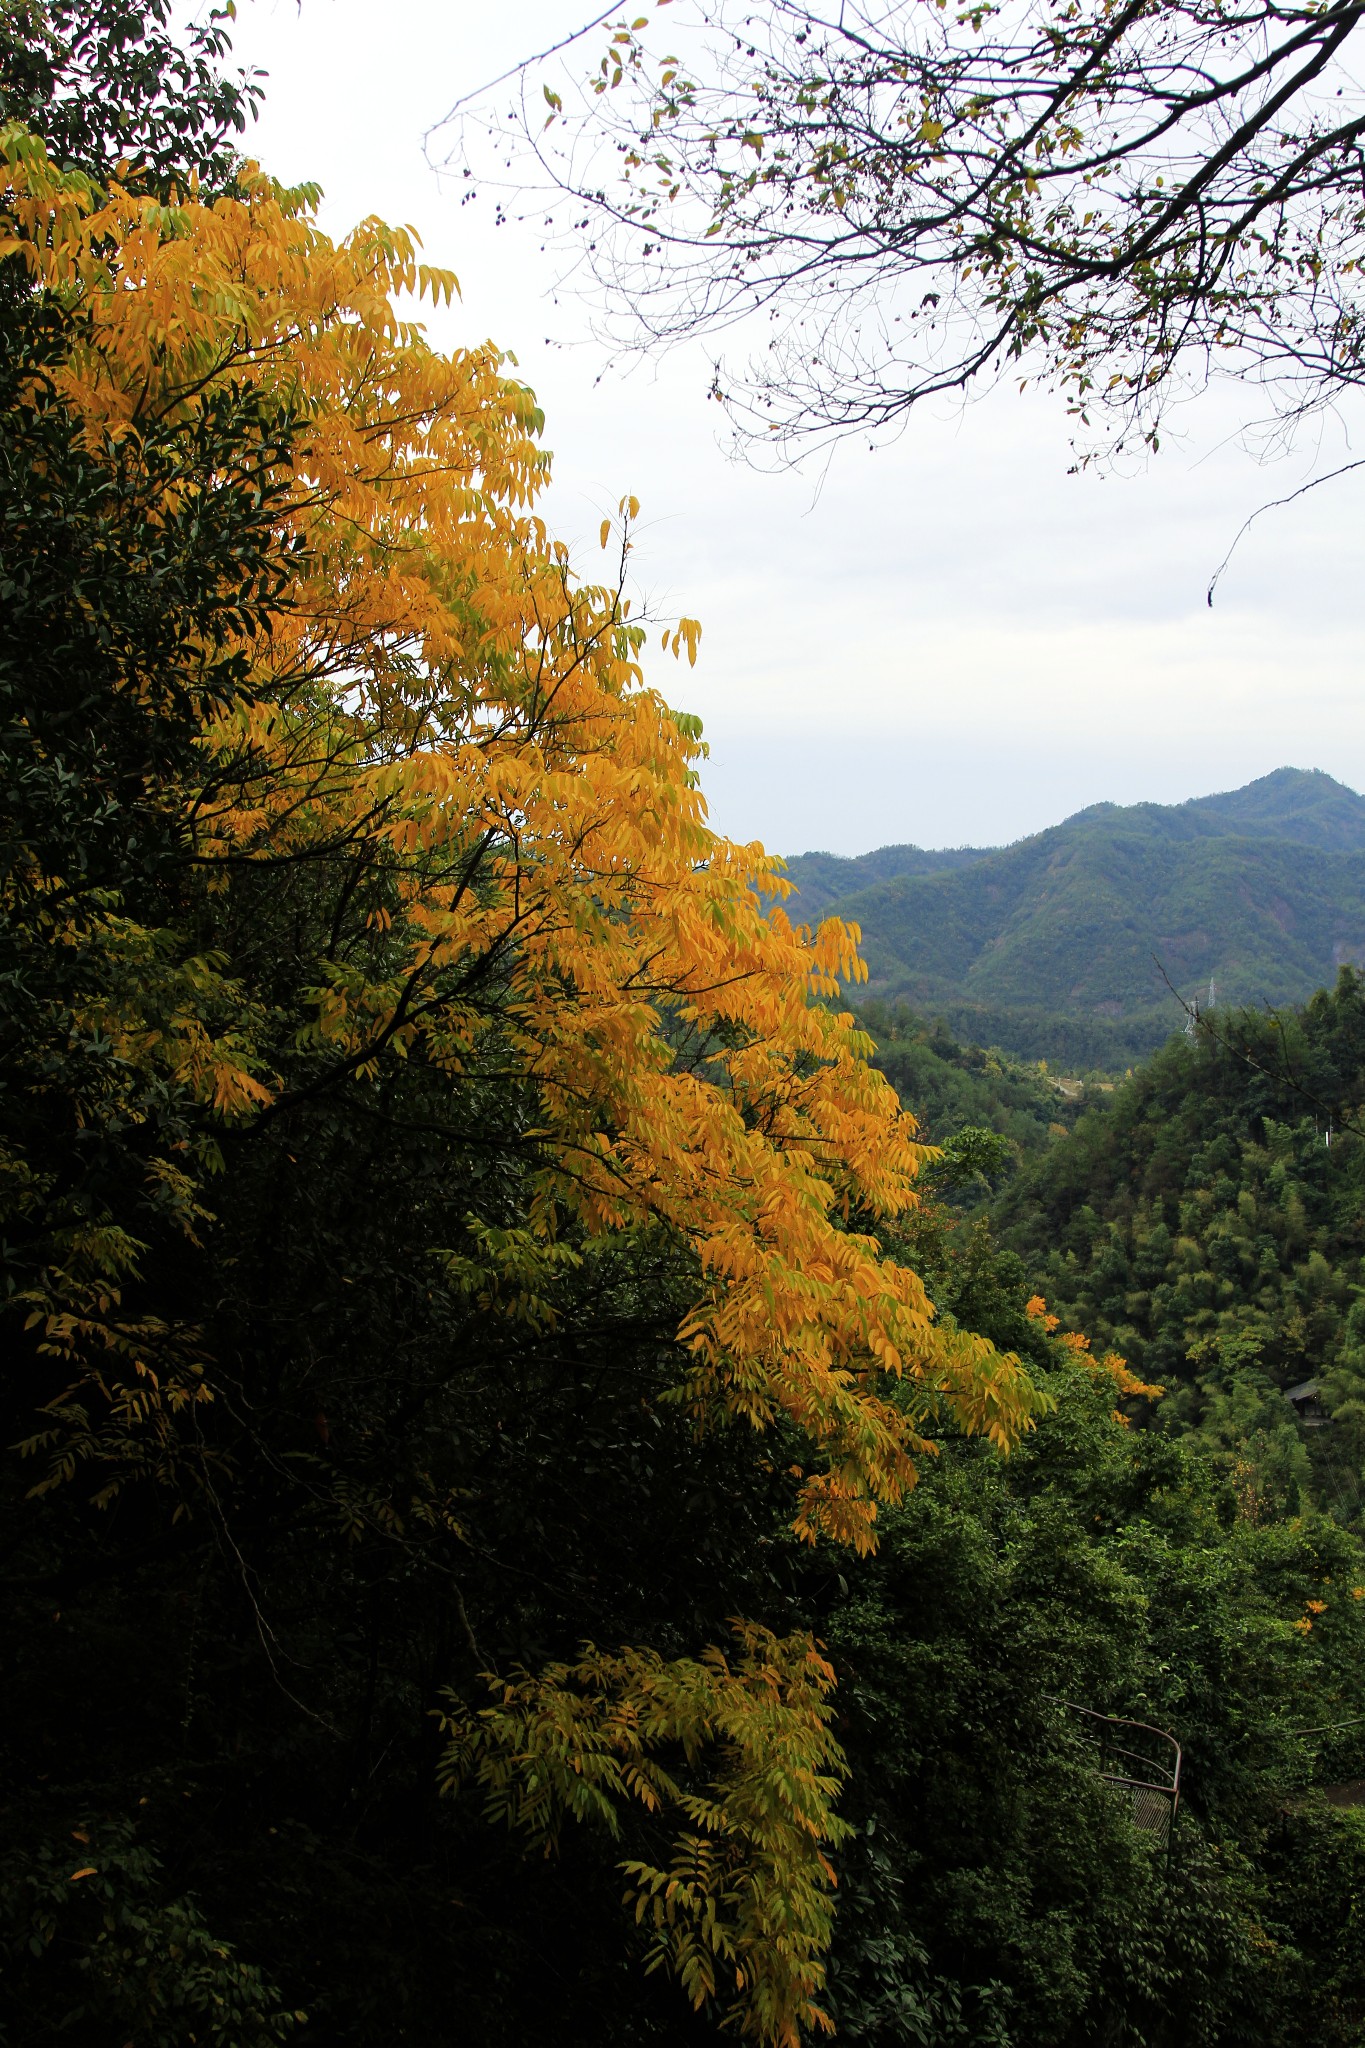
[771,841,990,925]
[1193,765,1365,848]
[784,769,1365,1062]
[989,970,1365,1518]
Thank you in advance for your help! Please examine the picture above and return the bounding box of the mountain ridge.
[778,768,1365,1063]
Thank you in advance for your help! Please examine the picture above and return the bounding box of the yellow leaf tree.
[0,116,1044,2043]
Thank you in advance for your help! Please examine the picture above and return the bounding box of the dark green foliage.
[0,1812,301,2046]
[828,1042,1365,2042]
[855,1001,1094,1159]
[1261,1800,1365,2039]
[0,0,293,1333]
[818,1335,1365,2048]
[993,968,1365,1517]
[786,769,1365,1064]
[0,0,260,194]
[0,246,300,1317]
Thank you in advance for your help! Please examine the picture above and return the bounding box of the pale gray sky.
[227,0,1365,856]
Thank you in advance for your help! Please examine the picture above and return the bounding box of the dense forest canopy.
[2,7,1365,2047]
[994,968,1365,1518]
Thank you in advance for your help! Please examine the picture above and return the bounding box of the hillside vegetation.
[784,769,1365,1064]
[991,967,1365,1522]
[854,1001,1095,1153]
[6,12,1365,2048]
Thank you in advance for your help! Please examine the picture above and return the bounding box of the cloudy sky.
[224,0,1365,857]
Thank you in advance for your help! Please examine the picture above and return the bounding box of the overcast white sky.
[225,0,1365,857]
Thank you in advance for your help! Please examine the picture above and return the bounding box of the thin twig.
[1207,458,1365,606]
[425,8,618,140]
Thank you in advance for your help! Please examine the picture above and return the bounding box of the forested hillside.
[5,11,1365,2048]
[784,769,1365,1064]
[768,844,991,926]
[992,969,1365,1522]
[854,1001,1093,1155]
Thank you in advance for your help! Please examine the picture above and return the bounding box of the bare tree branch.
[435,0,1365,469]
[1206,455,1365,602]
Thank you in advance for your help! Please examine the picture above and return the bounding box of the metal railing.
[1052,1699,1182,1850]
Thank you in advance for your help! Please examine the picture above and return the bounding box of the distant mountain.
[1188,765,1365,849]
[779,769,1365,1064]
[768,843,991,926]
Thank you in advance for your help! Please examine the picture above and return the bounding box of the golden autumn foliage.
[0,117,1043,2040]
[1024,1295,1164,1420]
[438,1625,850,2041]
[1,116,1041,1548]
